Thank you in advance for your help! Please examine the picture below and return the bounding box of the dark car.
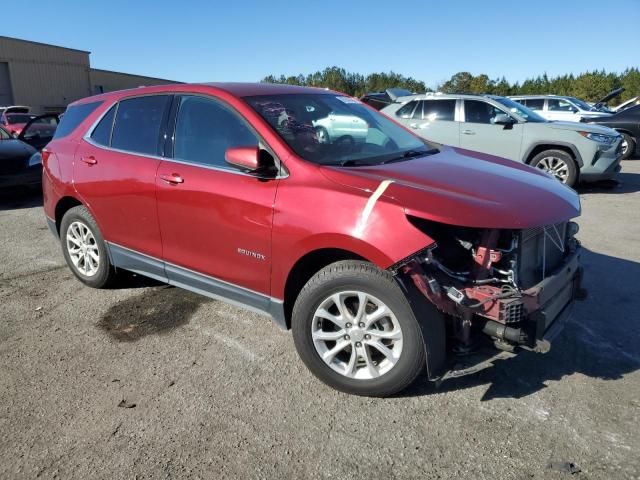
[360,88,414,110]
[0,115,59,190]
[583,104,640,159]
[42,83,584,397]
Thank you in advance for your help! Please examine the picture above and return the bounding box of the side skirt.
[106,242,287,330]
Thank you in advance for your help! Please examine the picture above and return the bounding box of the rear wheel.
[60,205,118,288]
[620,133,636,160]
[530,149,578,187]
[292,261,426,397]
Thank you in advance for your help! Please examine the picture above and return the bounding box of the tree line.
[261,67,640,105]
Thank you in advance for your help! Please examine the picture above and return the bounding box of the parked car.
[0,114,58,189]
[610,96,640,113]
[509,94,611,122]
[582,104,640,159]
[382,93,623,186]
[43,83,585,397]
[360,88,413,110]
[1,111,37,136]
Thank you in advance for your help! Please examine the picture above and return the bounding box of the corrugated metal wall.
[0,36,180,114]
[0,36,91,113]
[90,69,179,94]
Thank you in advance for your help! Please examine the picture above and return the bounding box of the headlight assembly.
[578,131,617,145]
[28,152,42,167]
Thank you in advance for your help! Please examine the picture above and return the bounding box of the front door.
[545,98,580,122]
[459,99,523,161]
[73,95,172,260]
[156,95,278,299]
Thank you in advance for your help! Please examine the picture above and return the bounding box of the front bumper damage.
[394,221,586,382]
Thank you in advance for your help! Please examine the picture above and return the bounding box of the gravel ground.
[1,159,639,479]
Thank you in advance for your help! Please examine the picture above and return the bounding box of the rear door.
[409,99,460,146]
[73,95,171,262]
[459,99,523,161]
[155,94,278,297]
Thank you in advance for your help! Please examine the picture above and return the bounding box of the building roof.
[0,35,90,54]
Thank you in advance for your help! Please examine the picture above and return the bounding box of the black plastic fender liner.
[394,275,447,381]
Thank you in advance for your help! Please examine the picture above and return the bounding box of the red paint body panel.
[43,83,581,306]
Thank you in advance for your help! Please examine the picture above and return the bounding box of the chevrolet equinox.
[43,83,584,397]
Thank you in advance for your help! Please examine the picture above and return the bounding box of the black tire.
[292,260,426,397]
[530,149,578,187]
[620,133,636,160]
[60,205,118,289]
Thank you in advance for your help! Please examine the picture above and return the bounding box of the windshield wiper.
[338,159,375,167]
[381,149,438,164]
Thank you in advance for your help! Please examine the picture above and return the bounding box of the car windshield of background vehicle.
[245,94,435,166]
[493,98,546,123]
[568,97,597,112]
[6,114,34,124]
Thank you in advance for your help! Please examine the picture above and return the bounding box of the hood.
[596,87,624,106]
[547,120,617,134]
[320,147,580,229]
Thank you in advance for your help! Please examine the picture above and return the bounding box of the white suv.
[509,95,611,122]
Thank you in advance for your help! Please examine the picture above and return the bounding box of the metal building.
[0,36,179,114]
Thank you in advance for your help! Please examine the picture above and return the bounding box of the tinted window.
[411,101,424,119]
[53,101,102,139]
[6,114,35,124]
[111,95,170,155]
[396,101,418,118]
[548,99,577,112]
[90,105,116,146]
[422,100,456,121]
[464,100,505,124]
[523,98,544,110]
[174,95,258,168]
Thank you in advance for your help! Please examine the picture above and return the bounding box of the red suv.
[43,83,584,397]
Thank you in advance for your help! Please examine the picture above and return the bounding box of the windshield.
[493,97,546,123]
[245,94,435,166]
[6,114,35,124]
[568,97,597,112]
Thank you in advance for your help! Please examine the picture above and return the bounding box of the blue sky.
[5,0,639,88]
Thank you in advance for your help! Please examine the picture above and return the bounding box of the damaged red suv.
[43,83,584,396]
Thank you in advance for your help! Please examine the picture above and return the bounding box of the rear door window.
[111,95,171,156]
[53,101,102,139]
[395,101,418,119]
[522,98,544,110]
[422,100,456,121]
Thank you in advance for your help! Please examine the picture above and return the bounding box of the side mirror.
[225,146,260,171]
[493,113,515,125]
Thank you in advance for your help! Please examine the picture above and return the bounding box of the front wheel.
[620,133,636,160]
[292,261,426,397]
[530,149,578,187]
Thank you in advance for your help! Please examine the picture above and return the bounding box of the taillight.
[41,148,51,165]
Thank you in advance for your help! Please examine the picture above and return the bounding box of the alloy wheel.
[311,291,403,380]
[66,221,100,277]
[536,156,570,183]
[621,138,629,156]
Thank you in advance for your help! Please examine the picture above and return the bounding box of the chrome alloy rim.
[621,138,629,155]
[536,156,570,183]
[311,291,403,380]
[66,221,100,277]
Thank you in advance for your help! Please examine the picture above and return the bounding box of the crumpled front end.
[393,216,585,377]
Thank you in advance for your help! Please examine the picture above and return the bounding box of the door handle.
[159,173,184,185]
[80,156,97,165]
[462,129,476,135]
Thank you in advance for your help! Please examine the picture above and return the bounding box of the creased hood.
[548,120,614,133]
[320,146,580,229]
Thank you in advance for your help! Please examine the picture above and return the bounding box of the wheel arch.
[282,248,368,329]
[523,142,583,167]
[54,196,84,235]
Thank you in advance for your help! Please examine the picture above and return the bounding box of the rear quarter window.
[53,101,103,139]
